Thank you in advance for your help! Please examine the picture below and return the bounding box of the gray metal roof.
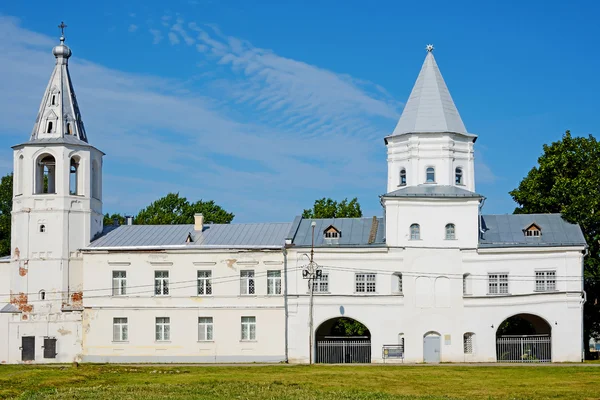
[479,214,586,248]
[384,185,482,198]
[0,303,20,313]
[86,222,292,250]
[12,136,101,152]
[390,50,470,138]
[289,217,385,247]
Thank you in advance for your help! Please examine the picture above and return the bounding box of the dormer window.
[426,167,435,183]
[524,223,542,237]
[455,167,463,185]
[324,225,341,239]
[400,169,407,186]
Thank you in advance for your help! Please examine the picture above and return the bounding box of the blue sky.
[0,0,598,222]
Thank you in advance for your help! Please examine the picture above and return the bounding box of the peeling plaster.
[224,259,237,268]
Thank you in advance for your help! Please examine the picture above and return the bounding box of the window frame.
[155,317,171,342]
[267,270,282,295]
[355,273,376,294]
[488,273,509,295]
[312,273,329,293]
[409,223,420,240]
[463,332,475,354]
[112,270,127,296]
[399,168,407,186]
[535,270,557,292]
[154,270,170,296]
[241,316,256,341]
[455,167,464,185]
[197,270,213,296]
[445,223,456,240]
[198,317,214,342]
[240,270,255,295]
[113,317,128,342]
[425,167,436,183]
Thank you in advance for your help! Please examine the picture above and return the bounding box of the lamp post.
[303,221,320,364]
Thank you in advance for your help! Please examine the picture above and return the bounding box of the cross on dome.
[58,21,67,42]
[426,44,434,52]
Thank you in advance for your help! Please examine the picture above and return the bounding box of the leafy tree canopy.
[0,173,12,257]
[134,193,234,225]
[331,318,370,337]
[103,213,126,227]
[302,197,362,219]
[509,130,600,346]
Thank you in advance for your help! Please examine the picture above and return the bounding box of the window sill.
[239,294,257,297]
[196,295,213,297]
[240,340,257,343]
[197,340,214,343]
[486,293,511,296]
[266,294,282,296]
[112,341,129,344]
[155,340,171,343]
[153,295,171,297]
[533,289,558,293]
[392,292,404,296]
[353,292,379,295]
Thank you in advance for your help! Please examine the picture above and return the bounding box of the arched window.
[463,332,475,354]
[69,158,79,195]
[426,167,435,183]
[16,155,23,195]
[67,122,72,135]
[35,154,56,194]
[463,273,471,295]
[445,223,456,240]
[39,224,46,233]
[92,159,100,200]
[39,290,46,300]
[455,167,463,185]
[410,224,420,240]
[46,121,53,133]
[400,168,407,186]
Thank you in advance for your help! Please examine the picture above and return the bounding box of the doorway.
[21,336,35,361]
[423,332,441,363]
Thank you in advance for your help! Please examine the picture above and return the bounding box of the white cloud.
[149,29,162,44]
[128,24,138,33]
[168,31,180,45]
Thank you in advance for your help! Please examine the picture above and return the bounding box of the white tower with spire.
[382,46,482,248]
[5,24,104,362]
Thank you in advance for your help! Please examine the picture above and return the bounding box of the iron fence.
[316,339,371,363]
[496,335,551,362]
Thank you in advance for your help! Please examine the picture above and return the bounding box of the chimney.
[194,213,204,231]
[125,216,133,226]
[113,217,120,227]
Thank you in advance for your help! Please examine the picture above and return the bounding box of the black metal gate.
[43,338,57,359]
[496,335,551,362]
[316,337,371,363]
[21,336,35,361]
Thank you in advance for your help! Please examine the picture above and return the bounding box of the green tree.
[302,197,362,218]
[103,213,126,227]
[509,131,600,354]
[135,193,234,225]
[0,173,12,257]
[331,318,370,336]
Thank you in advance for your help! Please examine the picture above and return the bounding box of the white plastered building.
[0,37,587,364]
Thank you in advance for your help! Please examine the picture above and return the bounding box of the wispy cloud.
[128,24,138,33]
[149,28,162,44]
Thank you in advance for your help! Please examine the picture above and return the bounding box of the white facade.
[0,38,587,364]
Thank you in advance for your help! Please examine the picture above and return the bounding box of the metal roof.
[384,185,482,198]
[289,217,385,247]
[86,222,292,250]
[0,303,20,313]
[0,255,10,263]
[390,50,470,138]
[479,214,586,248]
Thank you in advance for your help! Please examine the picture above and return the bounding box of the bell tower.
[10,25,104,311]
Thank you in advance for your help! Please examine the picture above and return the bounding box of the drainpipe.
[581,248,588,362]
[478,197,487,238]
[283,247,289,363]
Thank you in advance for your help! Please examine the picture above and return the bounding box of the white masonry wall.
[81,249,286,363]
[286,245,584,363]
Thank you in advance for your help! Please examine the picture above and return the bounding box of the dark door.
[21,336,35,361]
[43,338,57,359]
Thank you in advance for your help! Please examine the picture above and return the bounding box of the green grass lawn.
[0,364,599,400]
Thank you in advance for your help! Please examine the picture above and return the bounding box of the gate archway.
[496,313,552,362]
[315,317,371,363]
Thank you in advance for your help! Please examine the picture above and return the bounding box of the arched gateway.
[496,313,552,362]
[315,317,371,363]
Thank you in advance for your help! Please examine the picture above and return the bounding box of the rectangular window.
[198,317,213,341]
[112,271,126,296]
[488,274,508,295]
[463,333,474,354]
[197,270,212,296]
[535,271,556,292]
[355,273,376,293]
[154,271,169,296]
[240,270,255,295]
[113,317,128,342]
[312,273,329,293]
[155,317,170,341]
[267,270,282,295]
[241,316,256,341]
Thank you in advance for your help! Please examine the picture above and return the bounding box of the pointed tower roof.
[29,23,88,144]
[390,45,470,138]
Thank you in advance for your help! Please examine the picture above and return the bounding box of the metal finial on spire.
[426,44,434,52]
[58,21,67,42]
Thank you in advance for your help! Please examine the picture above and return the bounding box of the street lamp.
[302,221,321,364]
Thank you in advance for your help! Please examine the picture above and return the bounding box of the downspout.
[283,247,289,363]
[581,247,588,362]
[478,197,487,238]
